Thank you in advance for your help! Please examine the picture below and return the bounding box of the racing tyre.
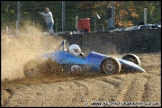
[23,60,40,78]
[122,53,141,65]
[100,57,121,74]
[42,58,64,76]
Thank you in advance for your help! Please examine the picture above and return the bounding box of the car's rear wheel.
[100,57,121,74]
[122,53,141,65]
[23,60,40,78]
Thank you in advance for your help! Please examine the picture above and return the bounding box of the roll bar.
[55,40,70,52]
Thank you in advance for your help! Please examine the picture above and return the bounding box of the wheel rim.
[24,67,39,78]
[71,65,82,72]
[26,68,37,78]
[104,61,116,74]
[23,60,40,78]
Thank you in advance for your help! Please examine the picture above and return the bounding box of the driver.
[69,44,84,58]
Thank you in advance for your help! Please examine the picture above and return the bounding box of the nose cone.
[120,59,146,73]
[132,63,146,72]
[123,65,146,73]
[137,67,146,72]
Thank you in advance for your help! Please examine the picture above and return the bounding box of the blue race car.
[23,40,145,78]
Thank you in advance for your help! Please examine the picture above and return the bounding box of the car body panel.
[41,50,145,73]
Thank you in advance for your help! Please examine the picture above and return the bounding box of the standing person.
[106,3,114,30]
[38,7,54,35]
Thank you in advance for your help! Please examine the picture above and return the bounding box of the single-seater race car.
[23,40,145,78]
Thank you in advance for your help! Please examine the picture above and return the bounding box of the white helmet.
[69,44,84,58]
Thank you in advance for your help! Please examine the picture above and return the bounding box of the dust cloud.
[1,20,64,81]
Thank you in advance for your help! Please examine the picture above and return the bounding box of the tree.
[1,1,161,31]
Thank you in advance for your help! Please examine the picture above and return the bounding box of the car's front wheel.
[122,53,141,65]
[100,57,121,74]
